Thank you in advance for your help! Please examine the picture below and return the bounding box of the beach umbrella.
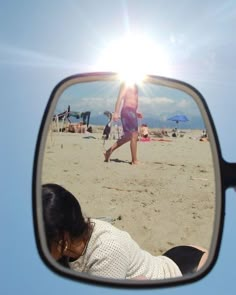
[69,111,81,120]
[168,114,189,124]
[167,114,189,130]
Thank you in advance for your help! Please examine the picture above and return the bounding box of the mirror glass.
[40,77,216,283]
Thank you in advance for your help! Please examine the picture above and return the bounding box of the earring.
[58,240,68,254]
[62,241,68,254]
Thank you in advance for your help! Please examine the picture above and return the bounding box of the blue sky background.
[1,0,236,159]
[1,1,236,294]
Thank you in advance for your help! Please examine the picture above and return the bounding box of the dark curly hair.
[42,183,89,252]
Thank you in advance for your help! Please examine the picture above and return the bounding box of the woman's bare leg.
[130,131,139,164]
[104,135,131,162]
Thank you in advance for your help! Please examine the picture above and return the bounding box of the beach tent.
[53,105,91,132]
[52,105,71,132]
[79,111,91,127]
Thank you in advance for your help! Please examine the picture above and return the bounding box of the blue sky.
[1,1,236,136]
[1,1,236,76]
[1,1,236,294]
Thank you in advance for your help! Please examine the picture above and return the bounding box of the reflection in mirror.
[41,78,215,282]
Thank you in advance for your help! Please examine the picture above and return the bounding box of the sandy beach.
[42,127,215,256]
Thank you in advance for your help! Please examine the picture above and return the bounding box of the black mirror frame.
[32,72,235,289]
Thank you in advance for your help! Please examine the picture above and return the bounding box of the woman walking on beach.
[104,82,142,165]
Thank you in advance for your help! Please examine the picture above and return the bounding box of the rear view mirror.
[33,73,223,287]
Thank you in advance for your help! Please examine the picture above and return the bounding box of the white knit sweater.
[69,219,182,280]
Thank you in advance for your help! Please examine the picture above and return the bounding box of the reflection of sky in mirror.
[56,80,203,128]
[56,80,121,114]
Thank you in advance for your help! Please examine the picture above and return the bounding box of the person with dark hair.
[42,183,93,263]
[104,83,142,165]
[42,183,208,280]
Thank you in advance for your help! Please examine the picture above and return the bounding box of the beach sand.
[42,128,215,256]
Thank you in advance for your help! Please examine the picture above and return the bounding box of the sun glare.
[96,33,172,83]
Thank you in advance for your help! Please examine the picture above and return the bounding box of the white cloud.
[57,95,116,114]
[139,96,175,106]
[176,99,191,108]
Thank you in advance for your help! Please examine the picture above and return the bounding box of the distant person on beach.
[104,83,142,165]
[161,129,169,137]
[42,183,209,280]
[172,128,178,137]
[140,124,149,138]
[68,122,86,133]
[199,130,209,142]
[201,130,207,138]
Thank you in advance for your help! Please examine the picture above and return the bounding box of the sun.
[96,33,172,84]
